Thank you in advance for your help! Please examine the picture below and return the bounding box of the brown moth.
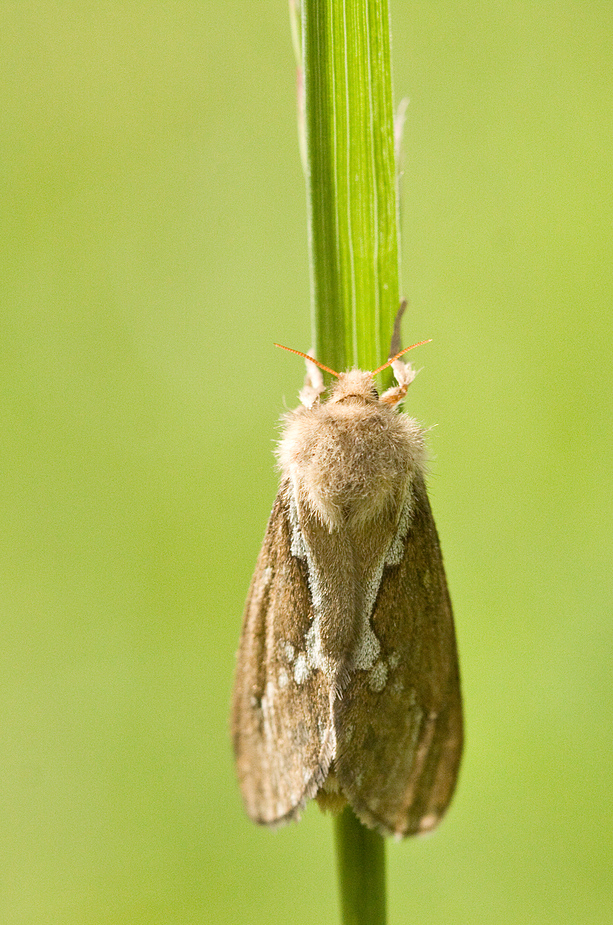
[232,318,462,838]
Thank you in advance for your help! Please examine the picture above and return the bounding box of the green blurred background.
[1,2,612,923]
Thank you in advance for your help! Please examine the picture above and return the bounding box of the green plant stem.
[302,0,400,382]
[335,808,387,925]
[299,0,400,922]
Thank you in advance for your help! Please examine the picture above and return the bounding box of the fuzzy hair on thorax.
[277,370,426,531]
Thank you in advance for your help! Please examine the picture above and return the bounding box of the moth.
[232,317,462,838]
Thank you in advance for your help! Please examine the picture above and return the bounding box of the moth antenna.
[371,340,432,377]
[274,344,340,378]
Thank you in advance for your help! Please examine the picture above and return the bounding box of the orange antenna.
[371,339,432,376]
[274,344,340,378]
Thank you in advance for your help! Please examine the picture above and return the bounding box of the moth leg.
[380,358,417,405]
[389,298,408,358]
[299,352,326,408]
[381,299,417,406]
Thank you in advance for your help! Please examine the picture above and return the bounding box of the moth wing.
[334,474,463,837]
[232,487,334,826]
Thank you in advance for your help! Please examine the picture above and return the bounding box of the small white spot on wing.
[388,651,403,694]
[294,653,310,684]
[306,616,335,678]
[352,616,381,672]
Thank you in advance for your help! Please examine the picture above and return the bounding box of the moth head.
[329,370,379,404]
[274,340,431,408]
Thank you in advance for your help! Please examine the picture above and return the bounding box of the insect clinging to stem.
[232,306,462,838]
